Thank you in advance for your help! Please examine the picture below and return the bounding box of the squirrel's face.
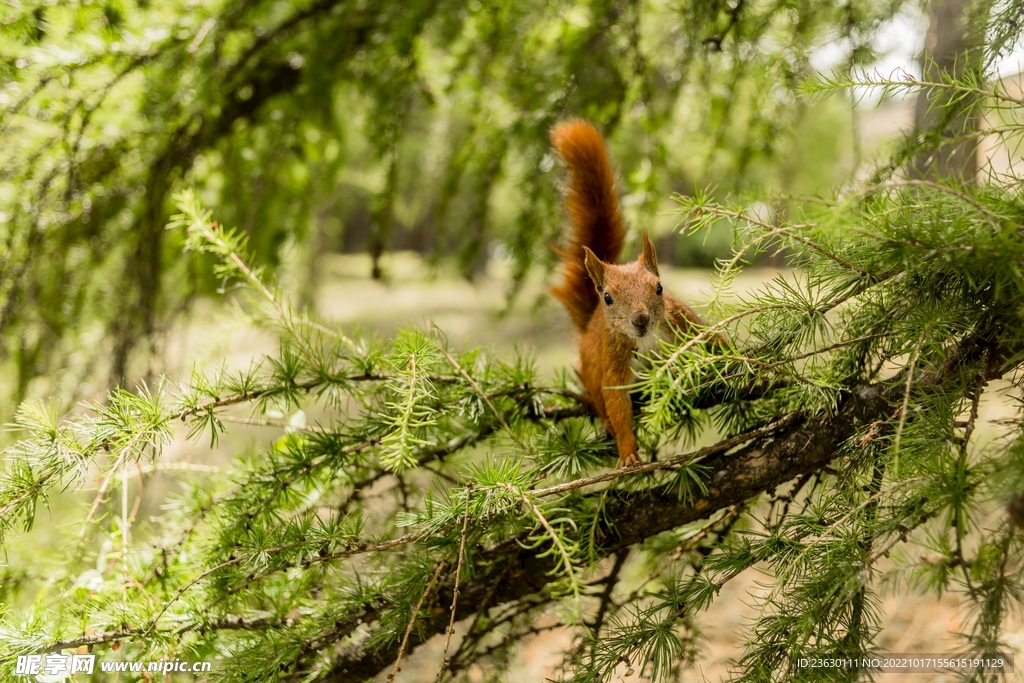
[584,231,665,341]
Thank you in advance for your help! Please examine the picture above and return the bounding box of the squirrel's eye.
[656,282,663,295]
[603,292,613,306]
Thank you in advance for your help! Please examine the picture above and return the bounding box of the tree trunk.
[910,0,987,182]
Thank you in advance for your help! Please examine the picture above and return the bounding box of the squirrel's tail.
[549,119,625,333]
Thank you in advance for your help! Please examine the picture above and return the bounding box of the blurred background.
[4,0,998,412]
[4,1,1024,678]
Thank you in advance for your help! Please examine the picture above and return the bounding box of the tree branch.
[323,320,1015,679]
[323,379,895,680]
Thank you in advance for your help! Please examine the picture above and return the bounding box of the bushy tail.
[549,119,625,333]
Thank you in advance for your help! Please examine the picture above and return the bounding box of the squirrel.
[549,119,716,469]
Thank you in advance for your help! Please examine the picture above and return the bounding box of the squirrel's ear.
[640,230,659,276]
[583,246,606,290]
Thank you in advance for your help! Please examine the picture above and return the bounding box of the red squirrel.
[549,119,713,469]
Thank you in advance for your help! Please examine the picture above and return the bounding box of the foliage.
[6,1,1024,682]
[1,0,905,403]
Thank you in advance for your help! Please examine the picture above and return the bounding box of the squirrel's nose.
[632,312,650,330]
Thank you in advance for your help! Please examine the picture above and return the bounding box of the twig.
[856,178,1001,225]
[436,483,473,682]
[170,375,375,420]
[832,70,1024,108]
[214,414,327,433]
[0,475,54,521]
[615,506,742,609]
[446,564,510,675]
[121,457,130,593]
[891,335,924,478]
[530,412,801,499]
[389,554,451,682]
[506,485,582,605]
[695,205,869,275]
[144,529,432,635]
[954,372,986,599]
[187,211,360,361]
[759,477,935,620]
[72,429,150,554]
[46,614,280,652]
[590,550,629,636]
[116,462,225,478]
[867,507,939,564]
[801,477,927,544]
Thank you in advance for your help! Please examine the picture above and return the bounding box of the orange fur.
[548,120,625,333]
[549,119,713,468]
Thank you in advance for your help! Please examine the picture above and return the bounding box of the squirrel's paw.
[617,452,642,469]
